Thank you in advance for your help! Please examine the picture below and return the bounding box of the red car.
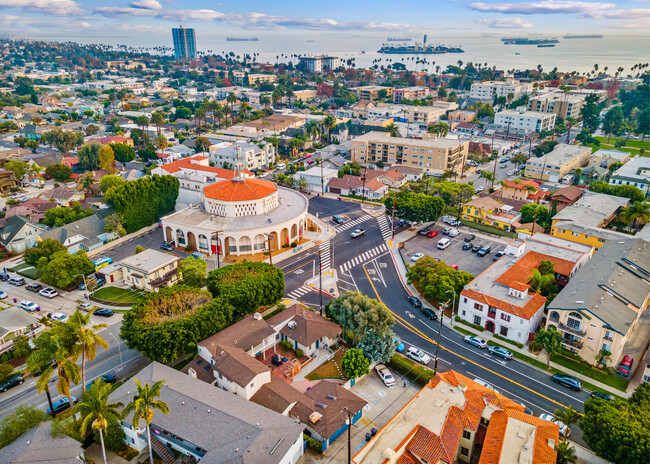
[450,264,459,270]
[427,230,439,238]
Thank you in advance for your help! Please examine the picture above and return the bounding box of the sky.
[0,0,648,47]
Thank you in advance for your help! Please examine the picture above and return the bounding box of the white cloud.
[467,0,615,15]
[604,21,650,29]
[114,23,167,33]
[0,13,90,29]
[582,8,650,19]
[477,17,534,28]
[129,0,162,9]
[0,0,83,16]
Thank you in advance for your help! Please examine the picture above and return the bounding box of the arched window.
[549,311,560,322]
[568,312,582,319]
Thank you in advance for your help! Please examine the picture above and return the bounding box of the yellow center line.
[361,264,577,412]
[283,259,315,274]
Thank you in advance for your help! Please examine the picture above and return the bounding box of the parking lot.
[99,227,191,263]
[401,222,511,277]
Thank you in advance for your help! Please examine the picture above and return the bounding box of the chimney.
[458,382,468,392]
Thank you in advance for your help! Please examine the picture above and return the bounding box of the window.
[460,447,469,457]
[501,314,511,322]
[463,298,468,304]
[462,310,466,316]
[500,326,509,337]
[462,430,471,440]
[474,315,481,325]
[474,303,483,311]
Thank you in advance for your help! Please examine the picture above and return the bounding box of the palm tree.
[386,123,399,137]
[555,440,577,464]
[554,406,580,436]
[323,115,336,143]
[595,349,611,368]
[260,95,271,109]
[69,311,108,389]
[534,327,562,369]
[622,201,650,232]
[150,111,165,136]
[529,270,555,294]
[565,116,577,143]
[26,335,58,416]
[81,173,94,194]
[480,170,495,188]
[74,380,123,464]
[122,378,170,464]
[226,92,238,122]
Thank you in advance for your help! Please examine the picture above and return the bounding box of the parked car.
[477,246,492,257]
[26,282,42,292]
[616,355,633,377]
[590,391,615,401]
[47,396,78,416]
[473,378,500,394]
[351,229,365,238]
[539,413,570,437]
[7,277,25,286]
[493,251,506,261]
[190,252,207,260]
[421,307,438,321]
[410,253,424,262]
[395,338,405,352]
[442,227,452,235]
[464,235,476,242]
[375,364,396,387]
[407,346,431,364]
[448,228,460,237]
[0,374,24,392]
[488,345,513,360]
[93,308,114,317]
[0,291,7,300]
[476,186,485,193]
[78,302,93,311]
[39,287,58,298]
[0,271,10,281]
[450,264,459,270]
[408,296,422,308]
[19,300,40,312]
[462,242,473,251]
[427,230,439,238]
[515,400,533,415]
[85,373,118,390]
[332,215,345,224]
[160,242,174,252]
[471,244,482,253]
[464,336,487,349]
[50,312,68,323]
[418,227,432,236]
[552,373,582,391]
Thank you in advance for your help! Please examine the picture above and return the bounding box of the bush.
[457,318,484,332]
[296,349,304,357]
[280,340,292,350]
[184,245,194,252]
[493,334,524,349]
[304,434,323,453]
[388,353,434,387]
[0,405,47,448]
[207,262,284,319]
[120,286,232,363]
[291,241,298,248]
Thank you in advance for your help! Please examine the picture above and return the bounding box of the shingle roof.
[211,344,270,387]
[0,421,82,463]
[0,216,48,246]
[157,155,252,177]
[38,213,108,246]
[465,196,504,212]
[250,377,313,415]
[199,314,276,353]
[267,304,341,348]
[551,185,584,203]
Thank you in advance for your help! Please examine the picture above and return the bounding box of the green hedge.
[304,434,323,453]
[207,262,284,318]
[493,334,524,349]
[460,219,517,238]
[456,316,485,332]
[388,353,434,387]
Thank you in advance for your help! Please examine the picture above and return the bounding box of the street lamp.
[265,233,275,266]
[211,230,222,269]
[391,188,397,240]
[108,332,124,380]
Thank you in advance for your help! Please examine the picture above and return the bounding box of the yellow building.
[550,191,630,248]
[461,197,522,232]
[352,85,393,100]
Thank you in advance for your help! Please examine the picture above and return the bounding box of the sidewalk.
[385,235,631,399]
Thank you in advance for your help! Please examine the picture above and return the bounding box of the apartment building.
[351,131,468,174]
[352,85,394,100]
[459,233,594,344]
[448,110,477,124]
[152,155,253,192]
[609,156,650,196]
[589,148,631,169]
[298,55,339,72]
[209,140,276,171]
[353,371,559,464]
[392,86,430,103]
[119,249,180,291]
[550,191,630,248]
[546,238,649,367]
[494,108,556,133]
[461,197,522,232]
[524,144,591,182]
[527,91,585,119]
[246,73,278,85]
[291,89,318,103]
[469,79,531,102]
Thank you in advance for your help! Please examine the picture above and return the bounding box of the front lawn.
[305,348,346,381]
[18,267,40,280]
[92,286,142,304]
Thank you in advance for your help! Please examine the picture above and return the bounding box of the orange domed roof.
[203,178,278,202]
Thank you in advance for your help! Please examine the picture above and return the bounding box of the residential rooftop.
[526,143,591,167]
[352,131,465,149]
[552,190,629,229]
[118,248,179,273]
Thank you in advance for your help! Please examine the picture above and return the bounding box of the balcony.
[561,339,583,350]
[150,269,178,288]
[558,322,586,338]
[487,310,496,320]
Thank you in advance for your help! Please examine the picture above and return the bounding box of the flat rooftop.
[526,143,591,167]
[353,131,464,149]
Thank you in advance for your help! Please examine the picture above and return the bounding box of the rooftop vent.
[287,321,297,330]
[253,312,263,321]
[309,412,322,424]
[326,394,337,400]
[315,402,327,408]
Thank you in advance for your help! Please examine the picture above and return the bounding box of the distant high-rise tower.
[172,25,196,60]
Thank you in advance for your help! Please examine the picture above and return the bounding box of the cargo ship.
[537,44,556,48]
[387,37,412,42]
[563,34,603,39]
[501,37,559,45]
[226,37,259,42]
[378,35,463,54]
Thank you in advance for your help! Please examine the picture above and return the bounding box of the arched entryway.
[239,236,252,253]
[187,232,197,251]
[485,321,495,333]
[291,224,298,239]
[280,227,289,246]
[198,234,209,252]
[224,236,237,255]
[253,234,266,252]
[165,227,174,244]
[176,229,185,246]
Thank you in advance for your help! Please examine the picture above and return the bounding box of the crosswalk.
[318,241,331,270]
[287,285,313,300]
[377,215,392,241]
[334,215,371,232]
[339,244,388,273]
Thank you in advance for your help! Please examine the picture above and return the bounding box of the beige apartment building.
[527,91,585,120]
[352,85,393,100]
[351,132,469,174]
[524,144,592,182]
[392,86,430,103]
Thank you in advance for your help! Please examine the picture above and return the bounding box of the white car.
[375,364,396,387]
[410,253,424,262]
[473,378,501,394]
[350,229,365,238]
[0,291,7,299]
[464,336,488,349]
[407,346,431,364]
[39,287,58,298]
[448,228,460,237]
[507,170,515,176]
[476,186,485,193]
[19,300,40,312]
[539,413,570,437]
[50,312,68,323]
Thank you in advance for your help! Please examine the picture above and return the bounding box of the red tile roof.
[203,178,277,202]
[461,287,546,320]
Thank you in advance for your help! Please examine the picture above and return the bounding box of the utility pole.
[320,153,324,196]
[391,189,397,240]
[266,234,274,266]
[344,408,353,464]
[433,302,446,375]
[212,230,221,269]
[318,250,323,316]
[361,169,367,204]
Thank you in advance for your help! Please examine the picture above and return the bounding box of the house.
[0,170,18,193]
[589,148,630,169]
[267,303,341,356]
[0,216,49,253]
[0,307,43,354]
[61,156,82,173]
[609,156,650,196]
[37,211,117,254]
[118,248,180,291]
[353,371,559,464]
[208,140,276,171]
[28,153,64,169]
[499,179,540,202]
[546,238,649,367]
[550,185,584,211]
[360,168,407,189]
[550,191,630,248]
[461,197,522,232]
[391,165,424,182]
[0,421,85,464]
[327,175,388,199]
[110,362,305,464]
[38,187,84,206]
[5,197,56,223]
[293,166,338,194]
[453,122,481,135]
[459,233,594,343]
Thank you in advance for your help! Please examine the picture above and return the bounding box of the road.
[0,324,148,422]
[286,196,590,444]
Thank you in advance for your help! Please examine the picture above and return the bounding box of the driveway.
[98,227,191,263]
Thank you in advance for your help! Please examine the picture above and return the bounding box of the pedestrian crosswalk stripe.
[338,244,389,274]
[377,215,392,241]
[287,285,313,299]
[334,215,371,232]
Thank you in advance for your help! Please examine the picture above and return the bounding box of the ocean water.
[195,33,649,74]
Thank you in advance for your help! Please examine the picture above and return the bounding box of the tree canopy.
[589,180,645,203]
[177,256,207,288]
[44,163,72,182]
[105,175,179,233]
[384,190,445,223]
[23,238,66,266]
[341,348,370,379]
[39,250,95,288]
[427,182,475,206]
[77,143,102,171]
[326,292,394,346]
[120,286,231,363]
[110,143,136,168]
[99,175,125,193]
[406,258,474,304]
[207,262,284,318]
[520,203,550,227]
[42,202,94,228]
[358,331,398,363]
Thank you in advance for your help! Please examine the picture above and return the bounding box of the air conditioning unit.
[309,412,322,424]
[287,321,297,330]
